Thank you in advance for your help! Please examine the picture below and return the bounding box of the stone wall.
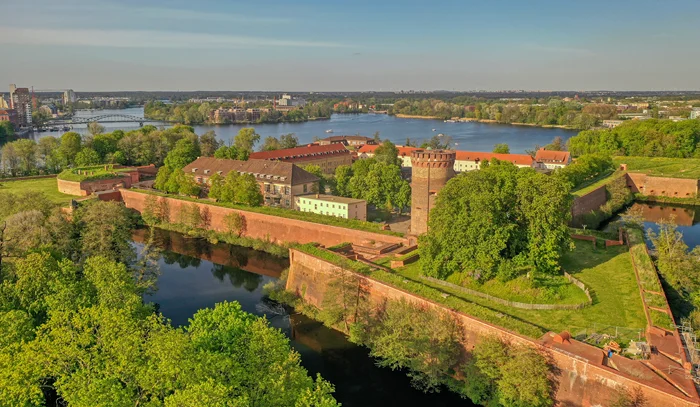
[627,173,699,198]
[571,184,608,219]
[119,189,408,248]
[57,173,137,196]
[286,249,700,407]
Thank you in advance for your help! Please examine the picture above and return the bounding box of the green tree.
[37,136,61,172]
[493,143,510,154]
[74,147,101,166]
[87,121,105,136]
[214,145,247,161]
[199,130,221,157]
[74,201,134,263]
[544,136,565,151]
[236,173,263,206]
[12,139,37,173]
[59,132,82,166]
[303,164,326,193]
[0,142,20,175]
[334,165,353,197]
[261,136,282,151]
[374,140,401,166]
[32,109,51,127]
[164,137,201,170]
[233,128,260,154]
[279,133,299,149]
[0,121,15,143]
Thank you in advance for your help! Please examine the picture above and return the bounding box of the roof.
[249,144,350,163]
[321,135,374,143]
[535,149,571,164]
[455,151,535,166]
[357,144,420,157]
[182,157,319,186]
[297,194,366,205]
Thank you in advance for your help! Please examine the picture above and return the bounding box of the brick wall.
[58,174,137,196]
[627,173,699,198]
[119,189,408,247]
[57,178,87,196]
[286,249,700,407]
[571,185,608,219]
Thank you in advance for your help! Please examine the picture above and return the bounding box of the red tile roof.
[357,144,419,157]
[182,157,319,186]
[249,143,350,162]
[454,151,535,166]
[535,149,571,164]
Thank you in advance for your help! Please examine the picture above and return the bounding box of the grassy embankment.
[0,177,74,204]
[614,156,700,179]
[57,165,135,182]
[298,241,648,344]
[131,188,404,237]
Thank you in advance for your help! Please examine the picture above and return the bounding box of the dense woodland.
[567,119,700,158]
[0,194,338,406]
[144,100,332,124]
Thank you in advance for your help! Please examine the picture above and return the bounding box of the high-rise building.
[63,89,77,104]
[9,84,32,126]
[0,94,8,109]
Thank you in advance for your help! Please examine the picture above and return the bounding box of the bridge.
[48,114,171,125]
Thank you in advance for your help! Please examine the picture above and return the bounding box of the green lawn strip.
[571,171,620,197]
[58,165,135,182]
[650,308,675,330]
[398,262,588,305]
[613,156,700,179]
[0,177,74,204]
[132,188,403,237]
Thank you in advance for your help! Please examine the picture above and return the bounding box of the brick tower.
[410,149,456,236]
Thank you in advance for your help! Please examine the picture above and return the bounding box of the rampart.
[627,173,699,199]
[286,248,700,407]
[571,184,608,219]
[119,189,408,248]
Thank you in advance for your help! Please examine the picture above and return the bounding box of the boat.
[444,119,456,123]
[432,128,436,131]
[325,129,333,133]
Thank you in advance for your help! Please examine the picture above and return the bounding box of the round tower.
[410,149,456,236]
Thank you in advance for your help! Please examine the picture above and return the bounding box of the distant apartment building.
[277,93,306,108]
[295,194,367,221]
[535,149,572,169]
[318,135,376,148]
[182,157,319,209]
[618,112,650,120]
[691,108,700,120]
[63,89,77,104]
[9,84,32,126]
[249,144,353,175]
[602,120,624,128]
[246,108,270,122]
[0,94,8,109]
[0,109,19,128]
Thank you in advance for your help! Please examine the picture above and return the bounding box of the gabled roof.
[249,143,350,162]
[454,151,535,166]
[357,144,419,157]
[535,149,571,164]
[182,157,319,186]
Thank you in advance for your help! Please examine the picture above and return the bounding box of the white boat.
[432,128,436,131]
[325,129,333,133]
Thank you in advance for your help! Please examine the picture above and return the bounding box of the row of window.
[300,208,348,218]
[300,199,345,209]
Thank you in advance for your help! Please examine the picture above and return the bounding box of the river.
[37,107,577,154]
[620,202,700,249]
[132,228,470,407]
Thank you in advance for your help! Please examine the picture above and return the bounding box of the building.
[249,144,353,175]
[602,120,624,128]
[0,94,8,109]
[63,89,77,104]
[277,93,306,108]
[182,157,319,209]
[246,108,270,122]
[358,144,536,172]
[691,108,700,120]
[410,149,456,236]
[535,149,572,169]
[295,194,367,221]
[0,109,19,128]
[318,135,376,148]
[454,151,536,172]
[9,84,32,127]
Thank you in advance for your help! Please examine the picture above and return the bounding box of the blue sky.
[1,0,699,91]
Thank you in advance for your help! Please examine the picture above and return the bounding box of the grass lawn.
[386,242,647,343]
[571,171,620,197]
[613,156,700,179]
[0,177,74,204]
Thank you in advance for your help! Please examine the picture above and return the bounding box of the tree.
[421,160,571,280]
[32,109,51,127]
[199,131,221,157]
[492,143,510,154]
[261,136,282,151]
[74,147,101,166]
[279,133,299,149]
[13,139,37,173]
[544,136,565,151]
[236,173,263,206]
[74,200,134,263]
[1,142,20,175]
[421,134,453,150]
[214,145,247,161]
[2,210,51,257]
[37,136,62,172]
[372,131,381,143]
[0,121,14,143]
[59,132,82,166]
[223,212,245,237]
[334,165,353,197]
[178,173,201,197]
[233,128,260,154]
[164,137,201,170]
[374,140,401,166]
[87,121,105,136]
[303,165,326,193]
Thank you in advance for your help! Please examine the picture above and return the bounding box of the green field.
[571,171,621,197]
[0,177,74,204]
[614,156,700,179]
[57,165,134,182]
[380,242,647,343]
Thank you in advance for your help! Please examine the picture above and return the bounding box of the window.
[285,199,290,206]
[303,184,308,193]
[284,186,290,195]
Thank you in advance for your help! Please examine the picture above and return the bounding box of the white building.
[277,93,306,107]
[534,149,572,169]
[63,89,77,104]
[691,108,700,120]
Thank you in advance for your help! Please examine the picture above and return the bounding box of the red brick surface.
[571,185,607,219]
[287,249,700,407]
[627,173,699,198]
[120,189,408,247]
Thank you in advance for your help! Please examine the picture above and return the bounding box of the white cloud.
[0,27,346,49]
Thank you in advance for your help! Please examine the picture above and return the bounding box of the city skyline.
[2,0,700,91]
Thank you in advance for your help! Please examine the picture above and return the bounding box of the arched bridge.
[50,114,170,125]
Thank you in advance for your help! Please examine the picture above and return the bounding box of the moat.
[133,228,469,407]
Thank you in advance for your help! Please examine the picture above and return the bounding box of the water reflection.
[132,227,470,407]
[609,202,700,249]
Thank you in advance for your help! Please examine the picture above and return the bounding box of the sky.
[1,0,699,91]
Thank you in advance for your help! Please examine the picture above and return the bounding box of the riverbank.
[393,114,575,129]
